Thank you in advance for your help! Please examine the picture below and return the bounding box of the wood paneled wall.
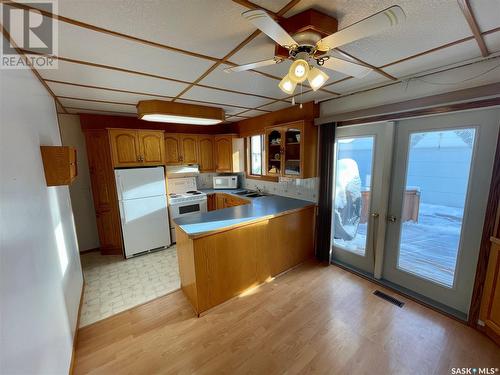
[79,114,234,134]
[234,102,319,137]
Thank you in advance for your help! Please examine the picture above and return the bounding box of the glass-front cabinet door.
[266,128,283,176]
[283,125,303,178]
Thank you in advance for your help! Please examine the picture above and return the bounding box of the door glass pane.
[333,136,374,256]
[397,128,476,287]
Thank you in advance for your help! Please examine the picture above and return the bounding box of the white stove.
[167,177,207,242]
[168,190,207,205]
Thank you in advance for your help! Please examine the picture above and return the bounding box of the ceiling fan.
[224,6,406,94]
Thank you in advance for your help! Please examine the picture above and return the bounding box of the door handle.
[387,215,397,222]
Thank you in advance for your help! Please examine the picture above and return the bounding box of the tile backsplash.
[243,176,319,202]
[197,173,319,203]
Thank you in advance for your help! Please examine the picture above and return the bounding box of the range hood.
[165,165,200,178]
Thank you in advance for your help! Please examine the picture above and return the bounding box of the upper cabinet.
[139,130,165,165]
[215,135,233,172]
[180,135,198,164]
[198,135,215,172]
[109,129,165,167]
[164,134,182,165]
[265,121,317,179]
[40,146,78,186]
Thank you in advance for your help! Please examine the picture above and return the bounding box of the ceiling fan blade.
[242,9,298,48]
[321,57,372,78]
[317,5,406,51]
[223,58,283,73]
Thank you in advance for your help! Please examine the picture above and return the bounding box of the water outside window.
[397,128,476,287]
[333,136,375,256]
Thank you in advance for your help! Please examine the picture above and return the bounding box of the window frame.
[245,133,278,182]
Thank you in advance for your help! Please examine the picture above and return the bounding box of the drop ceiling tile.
[258,101,293,112]
[295,90,338,104]
[200,64,289,99]
[225,116,248,123]
[237,109,268,118]
[65,108,136,117]
[469,0,500,31]
[287,0,472,67]
[175,99,246,117]
[39,59,189,97]
[59,98,136,114]
[383,39,483,79]
[484,33,500,53]
[182,86,272,108]
[31,0,260,58]
[47,82,171,104]
[326,71,389,94]
[54,19,214,82]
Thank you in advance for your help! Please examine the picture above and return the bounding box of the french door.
[331,110,499,316]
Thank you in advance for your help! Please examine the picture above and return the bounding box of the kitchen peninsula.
[175,193,316,315]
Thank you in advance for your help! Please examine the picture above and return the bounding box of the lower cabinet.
[211,193,250,210]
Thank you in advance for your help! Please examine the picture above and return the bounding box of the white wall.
[0,58,83,373]
[59,114,100,251]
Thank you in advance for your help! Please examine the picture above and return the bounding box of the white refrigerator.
[115,167,171,258]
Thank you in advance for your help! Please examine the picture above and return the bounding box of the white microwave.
[213,175,238,189]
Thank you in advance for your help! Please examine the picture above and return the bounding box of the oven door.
[169,199,207,242]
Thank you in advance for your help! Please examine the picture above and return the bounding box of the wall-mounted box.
[40,146,77,186]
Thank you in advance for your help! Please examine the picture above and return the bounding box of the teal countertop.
[173,190,315,237]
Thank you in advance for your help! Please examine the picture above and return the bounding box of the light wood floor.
[74,261,499,375]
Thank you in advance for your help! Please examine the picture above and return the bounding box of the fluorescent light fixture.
[307,67,329,91]
[141,114,222,125]
[288,59,310,83]
[278,74,297,95]
[137,100,224,125]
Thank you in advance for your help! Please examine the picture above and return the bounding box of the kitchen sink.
[234,190,250,195]
[245,193,265,198]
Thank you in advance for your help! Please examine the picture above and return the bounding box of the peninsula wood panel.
[175,206,315,315]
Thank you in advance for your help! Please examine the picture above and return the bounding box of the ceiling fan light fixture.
[307,67,329,91]
[278,74,297,95]
[137,100,224,125]
[288,59,310,83]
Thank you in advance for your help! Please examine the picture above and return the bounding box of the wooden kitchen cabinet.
[213,193,250,209]
[164,134,182,165]
[85,130,123,255]
[265,120,317,179]
[198,135,215,172]
[215,135,233,172]
[480,237,500,345]
[40,146,77,186]
[216,193,226,210]
[180,135,198,164]
[139,130,165,165]
[109,129,165,167]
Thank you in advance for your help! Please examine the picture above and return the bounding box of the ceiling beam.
[335,48,397,81]
[0,24,68,113]
[457,0,489,57]
[172,0,302,102]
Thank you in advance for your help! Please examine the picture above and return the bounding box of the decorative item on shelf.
[274,153,281,160]
[269,166,280,174]
[296,134,301,142]
[270,138,281,145]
